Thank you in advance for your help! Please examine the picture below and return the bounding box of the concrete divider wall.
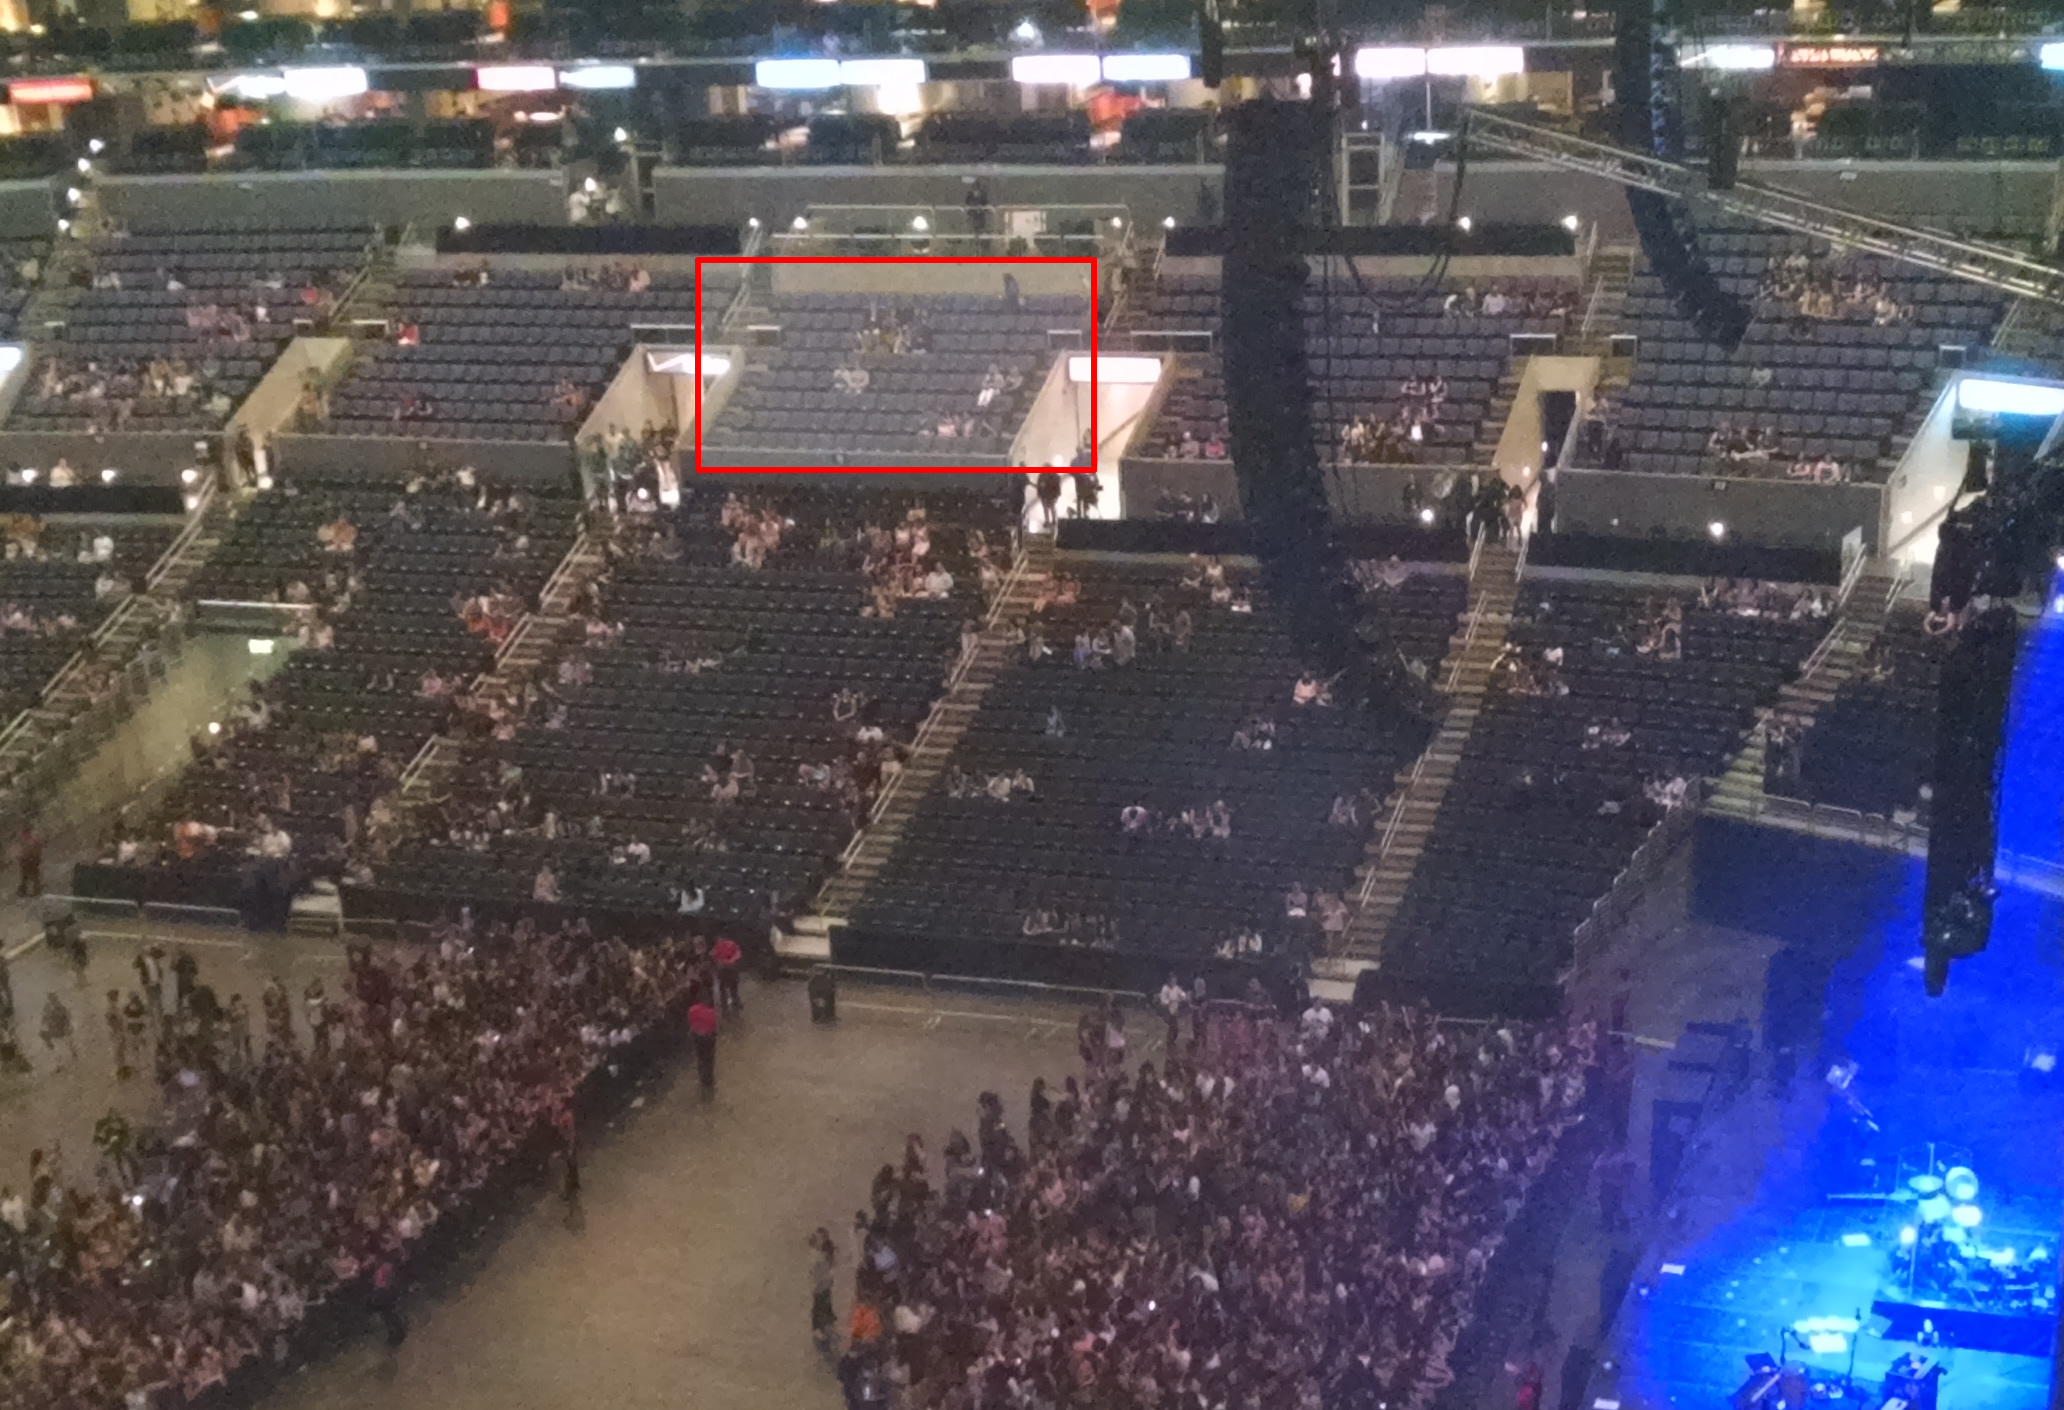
[98,170,569,232]
[275,432,577,487]
[654,164,1222,234]
[1550,466,1885,550]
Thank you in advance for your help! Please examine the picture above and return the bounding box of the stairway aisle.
[1317,538,1522,985]
[799,533,1055,943]
[1704,563,1909,839]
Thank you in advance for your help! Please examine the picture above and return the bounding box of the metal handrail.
[837,539,1032,867]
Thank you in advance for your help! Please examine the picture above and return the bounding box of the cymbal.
[1908,1174,1945,1195]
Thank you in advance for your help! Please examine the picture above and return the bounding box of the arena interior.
[0,9,2060,1410]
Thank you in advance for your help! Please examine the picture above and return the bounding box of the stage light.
[1708,520,1727,540]
[1899,1225,1917,1245]
[1418,507,1436,525]
[1806,1332,1848,1354]
[1944,1166,1980,1202]
[1839,1232,1871,1248]
[1952,1203,1982,1228]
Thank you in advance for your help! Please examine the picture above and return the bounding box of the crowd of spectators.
[0,919,703,1409]
[31,356,237,431]
[1438,285,1573,320]
[834,999,1594,1410]
[1758,251,1910,326]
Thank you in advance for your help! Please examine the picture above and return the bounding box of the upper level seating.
[1791,605,1944,816]
[1596,227,2004,483]
[11,226,376,433]
[325,265,714,441]
[705,292,1086,458]
[0,519,177,720]
[1382,579,1824,1015]
[122,468,577,885]
[851,560,1453,963]
[375,486,1014,925]
[1110,272,1572,463]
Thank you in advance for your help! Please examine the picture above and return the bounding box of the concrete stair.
[1469,362,1527,467]
[1326,539,1522,976]
[1706,564,1904,825]
[1574,246,1633,350]
[809,533,1055,922]
[396,530,610,802]
[0,489,235,823]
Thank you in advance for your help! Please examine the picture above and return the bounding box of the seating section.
[851,560,1454,962]
[705,292,1086,458]
[374,486,1015,923]
[0,520,177,720]
[1111,273,1572,463]
[0,235,48,339]
[1382,581,1823,1013]
[11,227,376,433]
[325,266,713,442]
[123,468,577,889]
[1792,606,1944,815]
[1595,226,2003,482]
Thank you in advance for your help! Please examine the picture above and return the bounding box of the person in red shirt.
[712,936,743,1014]
[687,990,719,1095]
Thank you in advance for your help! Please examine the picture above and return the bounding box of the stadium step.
[809,532,1055,922]
[1335,538,1521,968]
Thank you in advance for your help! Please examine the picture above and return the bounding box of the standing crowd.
[830,999,1594,1410]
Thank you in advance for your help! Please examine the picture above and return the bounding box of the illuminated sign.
[838,58,927,87]
[281,66,369,103]
[558,65,637,91]
[8,77,94,105]
[1426,45,1525,78]
[754,58,842,90]
[1686,44,1778,71]
[475,64,558,93]
[1355,47,1428,81]
[1102,53,1190,83]
[1785,44,1882,66]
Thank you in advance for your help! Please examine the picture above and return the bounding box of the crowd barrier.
[5,892,243,957]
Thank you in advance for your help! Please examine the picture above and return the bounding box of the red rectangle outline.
[691,255,1099,474]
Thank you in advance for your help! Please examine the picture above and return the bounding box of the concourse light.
[612,126,630,144]
[1102,53,1190,83]
[1418,507,1437,525]
[65,187,80,204]
[207,721,222,736]
[840,58,927,87]
[1689,43,1778,71]
[1708,520,1727,540]
[1011,54,1100,86]
[1456,215,1473,232]
[1163,216,1176,229]
[75,157,90,174]
[1354,47,1426,81]
[1426,45,1524,78]
[247,638,275,656]
[87,138,104,154]
[99,467,116,484]
[791,215,809,231]
[281,66,369,103]
[1012,18,1040,42]
[910,215,930,232]
[559,65,637,91]
[181,468,200,485]
[1561,214,1581,232]
[453,215,472,232]
[755,58,841,90]
[476,64,557,93]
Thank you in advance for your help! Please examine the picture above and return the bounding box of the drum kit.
[1893,1162,2054,1315]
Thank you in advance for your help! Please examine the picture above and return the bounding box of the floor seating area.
[1591,226,2003,482]
[850,559,1452,968]
[374,486,1014,927]
[1791,605,1944,816]
[325,264,718,441]
[112,467,577,895]
[705,292,1086,458]
[1381,579,1823,1015]
[9,227,376,433]
[1111,272,1570,463]
[0,518,177,720]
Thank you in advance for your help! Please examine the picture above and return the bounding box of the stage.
[1585,594,2064,1409]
